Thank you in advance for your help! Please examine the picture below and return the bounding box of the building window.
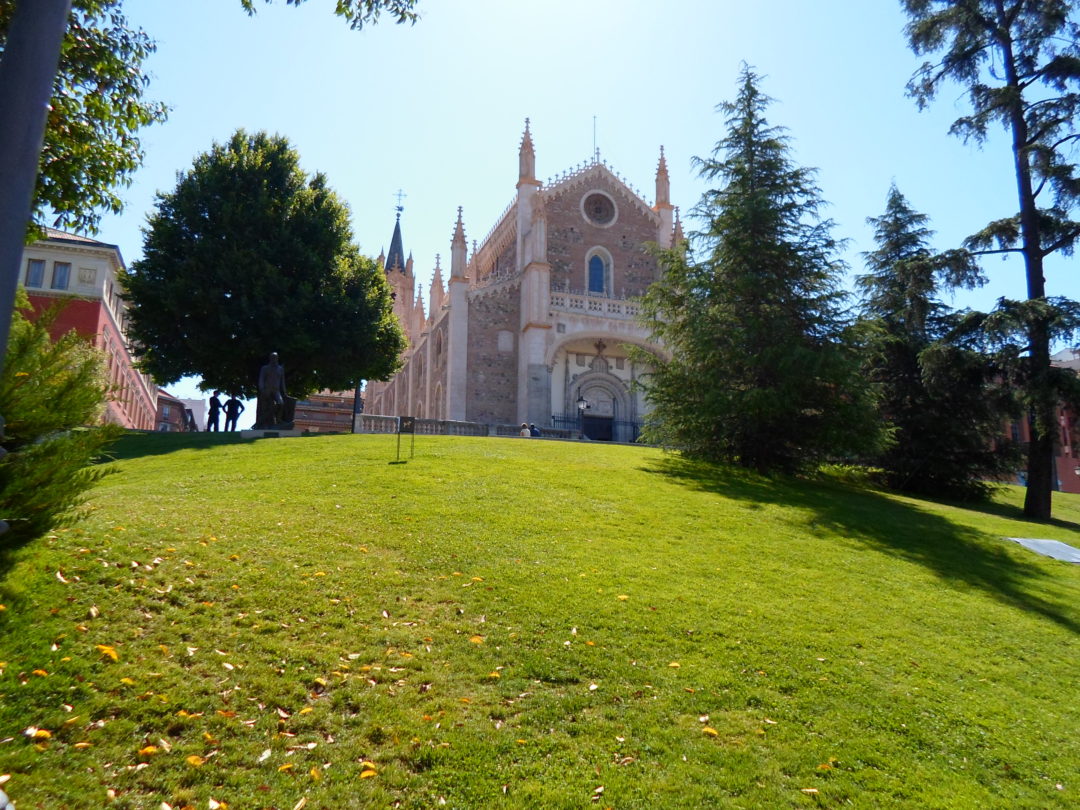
[25,259,44,288]
[586,248,612,295]
[52,262,71,290]
[581,191,617,227]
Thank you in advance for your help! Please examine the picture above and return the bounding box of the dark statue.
[253,352,296,429]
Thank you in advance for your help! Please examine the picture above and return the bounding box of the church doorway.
[582,413,613,441]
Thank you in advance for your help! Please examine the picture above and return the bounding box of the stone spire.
[518,118,538,187]
[672,206,685,246]
[429,254,445,315]
[385,212,406,273]
[654,145,675,248]
[406,251,414,276]
[450,207,467,279]
[655,145,671,208]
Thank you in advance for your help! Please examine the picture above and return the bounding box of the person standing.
[223,394,245,431]
[206,390,223,432]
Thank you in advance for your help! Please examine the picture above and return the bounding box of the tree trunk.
[0,0,72,380]
[1024,320,1055,520]
[993,11,1054,520]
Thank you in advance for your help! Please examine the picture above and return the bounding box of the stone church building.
[363,122,680,441]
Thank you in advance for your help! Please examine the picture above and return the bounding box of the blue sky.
[92,0,1074,415]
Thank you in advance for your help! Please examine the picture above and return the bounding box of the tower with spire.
[363,121,677,439]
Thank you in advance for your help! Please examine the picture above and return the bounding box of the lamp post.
[576,395,590,440]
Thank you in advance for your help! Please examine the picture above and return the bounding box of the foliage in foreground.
[123,130,405,400]
[0,0,167,236]
[0,290,120,548]
[0,434,1077,808]
[239,0,419,28]
[638,66,883,472]
[858,185,1019,499]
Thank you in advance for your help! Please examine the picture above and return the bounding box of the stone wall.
[465,281,521,424]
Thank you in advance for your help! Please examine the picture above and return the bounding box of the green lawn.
[1,433,1079,808]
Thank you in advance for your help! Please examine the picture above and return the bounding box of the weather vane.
[394,189,407,217]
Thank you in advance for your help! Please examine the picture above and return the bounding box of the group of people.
[519,423,541,437]
[206,391,246,432]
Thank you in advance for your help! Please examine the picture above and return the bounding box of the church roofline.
[541,159,660,224]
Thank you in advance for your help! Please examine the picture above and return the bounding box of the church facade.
[364,122,680,440]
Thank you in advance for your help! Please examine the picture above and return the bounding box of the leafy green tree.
[638,66,884,473]
[239,0,418,27]
[123,130,405,399]
[0,289,121,545]
[0,0,418,404]
[0,0,168,235]
[903,0,1080,518]
[859,185,1019,499]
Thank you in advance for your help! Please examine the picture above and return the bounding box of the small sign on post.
[395,416,416,462]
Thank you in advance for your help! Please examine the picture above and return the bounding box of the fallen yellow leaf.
[469,635,484,644]
[138,745,159,756]
[120,677,136,686]
[73,742,93,749]
[185,755,205,767]
[360,768,377,779]
[310,766,321,780]
[702,727,719,737]
[278,763,294,772]
[298,707,313,715]
[32,669,48,677]
[801,788,819,795]
[96,645,119,662]
[617,595,629,601]
[32,729,52,740]
[668,662,680,668]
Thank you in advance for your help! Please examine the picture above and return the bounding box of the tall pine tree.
[903,0,1080,518]
[859,185,1018,498]
[639,66,882,472]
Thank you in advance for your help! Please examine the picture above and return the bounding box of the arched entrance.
[572,366,628,441]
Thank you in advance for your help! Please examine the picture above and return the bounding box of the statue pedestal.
[240,429,304,439]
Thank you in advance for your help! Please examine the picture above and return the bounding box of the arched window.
[585,247,612,296]
[588,256,605,293]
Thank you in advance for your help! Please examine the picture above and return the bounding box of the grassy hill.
[1,433,1079,808]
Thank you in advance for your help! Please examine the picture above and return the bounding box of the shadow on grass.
[935,493,1080,532]
[100,431,258,462]
[646,455,1080,635]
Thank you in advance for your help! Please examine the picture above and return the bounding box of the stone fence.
[353,413,575,440]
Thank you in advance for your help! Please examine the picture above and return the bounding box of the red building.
[18,228,157,430]
[156,390,197,432]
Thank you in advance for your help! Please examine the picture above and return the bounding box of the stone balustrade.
[549,291,641,320]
